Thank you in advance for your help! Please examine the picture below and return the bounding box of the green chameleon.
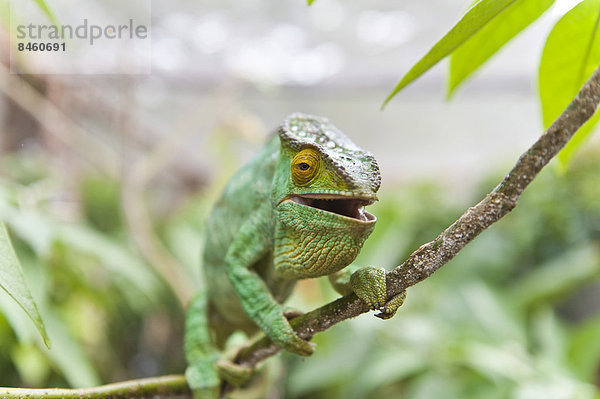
[184,113,407,397]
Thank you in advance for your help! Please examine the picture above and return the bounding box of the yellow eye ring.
[291,148,320,186]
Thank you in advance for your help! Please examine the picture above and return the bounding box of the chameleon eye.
[291,148,320,186]
[297,162,310,171]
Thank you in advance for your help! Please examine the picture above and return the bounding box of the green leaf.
[31,0,59,27]
[539,0,600,167]
[448,0,554,97]
[307,0,315,4]
[0,222,50,348]
[383,0,519,107]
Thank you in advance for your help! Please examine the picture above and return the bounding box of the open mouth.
[288,195,376,222]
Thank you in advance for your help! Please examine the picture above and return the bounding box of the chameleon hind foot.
[215,359,256,388]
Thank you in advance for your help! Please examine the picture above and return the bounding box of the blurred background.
[1,0,600,398]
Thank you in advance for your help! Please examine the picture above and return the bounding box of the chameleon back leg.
[184,289,221,399]
[185,289,258,398]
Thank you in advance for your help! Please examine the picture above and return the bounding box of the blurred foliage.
[0,152,185,387]
[80,177,123,235]
[0,136,600,398]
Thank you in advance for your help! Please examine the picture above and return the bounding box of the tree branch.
[1,65,599,399]
[0,375,190,399]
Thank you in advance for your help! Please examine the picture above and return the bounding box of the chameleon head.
[272,113,381,279]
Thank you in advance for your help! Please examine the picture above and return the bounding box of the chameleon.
[184,113,407,398]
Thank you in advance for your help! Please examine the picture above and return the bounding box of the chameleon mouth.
[288,194,376,222]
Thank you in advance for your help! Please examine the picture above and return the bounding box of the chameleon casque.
[185,113,407,397]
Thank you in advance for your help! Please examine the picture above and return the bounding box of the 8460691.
[17,42,66,51]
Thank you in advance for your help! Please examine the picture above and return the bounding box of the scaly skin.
[185,113,407,396]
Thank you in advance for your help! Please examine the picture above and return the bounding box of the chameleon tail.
[184,290,221,399]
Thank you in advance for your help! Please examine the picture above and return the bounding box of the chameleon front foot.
[375,290,406,319]
[258,305,315,356]
[350,266,406,319]
[350,266,387,310]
